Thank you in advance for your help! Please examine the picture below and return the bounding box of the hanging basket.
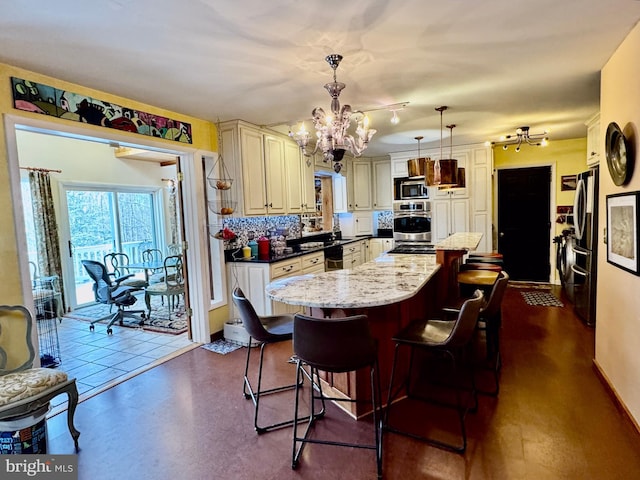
[207,178,233,190]
[208,200,237,215]
[209,225,237,241]
[206,144,233,190]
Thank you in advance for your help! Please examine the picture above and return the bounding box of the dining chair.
[0,305,80,450]
[385,289,484,453]
[141,248,166,284]
[291,313,383,479]
[143,255,185,319]
[103,252,148,290]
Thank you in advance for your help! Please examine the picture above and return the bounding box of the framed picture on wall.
[606,191,640,275]
[561,175,577,191]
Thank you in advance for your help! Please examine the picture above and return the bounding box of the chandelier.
[290,54,376,173]
[500,126,549,152]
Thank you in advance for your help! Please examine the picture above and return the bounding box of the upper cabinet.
[586,112,600,167]
[352,160,372,210]
[372,159,393,210]
[429,150,470,200]
[220,120,309,216]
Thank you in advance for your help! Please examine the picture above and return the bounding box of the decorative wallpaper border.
[10,77,192,144]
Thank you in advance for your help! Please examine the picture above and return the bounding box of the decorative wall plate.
[605,122,633,186]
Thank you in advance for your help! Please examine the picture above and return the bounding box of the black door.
[498,166,551,281]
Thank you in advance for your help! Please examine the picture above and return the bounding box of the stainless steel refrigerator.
[572,166,599,326]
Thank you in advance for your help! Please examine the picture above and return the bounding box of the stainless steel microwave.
[398,179,429,200]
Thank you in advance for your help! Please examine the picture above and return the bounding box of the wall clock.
[605,122,633,186]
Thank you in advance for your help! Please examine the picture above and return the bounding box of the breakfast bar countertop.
[435,232,483,251]
[265,253,440,309]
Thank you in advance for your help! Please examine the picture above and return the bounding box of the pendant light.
[407,136,428,178]
[439,124,466,190]
[426,106,458,187]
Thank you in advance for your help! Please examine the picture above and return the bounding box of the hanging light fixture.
[290,54,376,173]
[439,124,466,190]
[499,126,549,152]
[407,136,428,178]
[426,106,458,187]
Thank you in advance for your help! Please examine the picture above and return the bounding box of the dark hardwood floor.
[46,285,640,479]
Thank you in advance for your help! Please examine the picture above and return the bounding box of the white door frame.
[4,113,213,343]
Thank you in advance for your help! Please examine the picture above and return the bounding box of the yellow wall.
[0,62,220,332]
[493,137,588,236]
[598,22,640,426]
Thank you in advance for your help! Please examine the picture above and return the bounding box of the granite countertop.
[435,232,483,251]
[265,253,440,309]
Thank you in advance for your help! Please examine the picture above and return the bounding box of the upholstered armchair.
[0,305,80,449]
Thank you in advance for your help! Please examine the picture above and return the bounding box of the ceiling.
[2,1,640,157]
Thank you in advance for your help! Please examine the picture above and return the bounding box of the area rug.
[201,339,243,355]
[520,291,564,307]
[64,293,188,334]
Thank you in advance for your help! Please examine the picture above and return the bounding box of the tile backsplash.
[222,215,301,247]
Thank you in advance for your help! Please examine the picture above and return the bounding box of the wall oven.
[393,201,432,242]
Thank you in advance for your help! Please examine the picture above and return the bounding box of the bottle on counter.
[248,239,258,257]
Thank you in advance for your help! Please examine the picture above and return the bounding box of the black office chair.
[385,289,484,453]
[81,260,146,334]
[232,287,304,434]
[291,313,383,480]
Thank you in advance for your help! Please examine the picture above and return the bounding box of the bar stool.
[232,287,303,434]
[457,269,500,298]
[291,313,383,479]
[385,290,484,453]
[445,271,510,396]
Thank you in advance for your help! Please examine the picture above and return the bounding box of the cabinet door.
[354,212,373,235]
[586,113,600,166]
[333,174,348,213]
[432,198,469,241]
[227,263,270,317]
[263,134,287,214]
[345,159,355,211]
[373,160,392,210]
[431,150,470,199]
[301,156,316,213]
[369,239,384,259]
[352,161,372,210]
[284,140,304,214]
[240,127,268,215]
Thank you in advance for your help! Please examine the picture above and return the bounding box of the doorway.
[497,166,552,282]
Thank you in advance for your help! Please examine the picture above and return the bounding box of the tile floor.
[49,316,196,411]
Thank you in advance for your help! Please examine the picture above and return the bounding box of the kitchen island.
[265,232,483,418]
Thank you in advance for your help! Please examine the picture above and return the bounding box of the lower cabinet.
[369,238,394,259]
[227,251,324,318]
[343,240,368,269]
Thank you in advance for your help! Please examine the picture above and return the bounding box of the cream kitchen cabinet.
[343,239,368,269]
[220,120,302,216]
[262,133,288,215]
[333,174,348,213]
[301,155,317,214]
[372,159,393,210]
[586,112,600,167]
[284,140,305,214]
[369,238,394,259]
[432,198,469,243]
[352,160,372,210]
[354,211,373,235]
[301,251,325,274]
[227,251,324,319]
[429,150,469,200]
